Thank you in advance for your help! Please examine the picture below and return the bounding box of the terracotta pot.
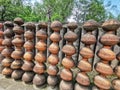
[4,29,14,38]
[22,61,34,71]
[83,20,100,31]
[76,72,90,86]
[35,41,47,51]
[74,83,89,90]
[0,31,3,37]
[0,23,3,28]
[33,74,46,86]
[1,48,13,57]
[78,60,91,72]
[12,38,24,47]
[47,75,58,86]
[24,31,34,40]
[98,48,116,61]
[60,80,73,90]
[2,67,13,76]
[24,41,34,50]
[62,44,76,56]
[94,75,111,90]
[81,33,96,45]
[23,52,33,61]
[64,31,77,42]
[11,50,23,59]
[33,63,46,74]
[100,33,119,46]
[4,21,14,27]
[36,30,47,40]
[22,72,34,83]
[38,22,47,29]
[60,69,73,81]
[67,22,78,30]
[48,43,59,54]
[117,53,120,61]
[0,46,4,52]
[14,17,24,25]
[2,38,12,46]
[1,58,13,67]
[95,62,113,75]
[11,70,24,80]
[51,21,62,32]
[50,32,61,42]
[0,38,3,45]
[102,19,120,31]
[62,57,74,69]
[11,60,23,69]
[35,52,46,63]
[112,79,120,90]
[25,22,35,30]
[114,66,120,78]
[48,54,59,65]
[80,47,94,59]
[47,65,59,76]
[13,25,24,34]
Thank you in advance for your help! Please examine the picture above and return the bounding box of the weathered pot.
[47,65,59,76]
[11,60,23,69]
[36,30,47,40]
[47,75,58,86]
[2,58,13,67]
[24,31,34,40]
[48,43,59,54]
[67,22,78,30]
[0,31,3,37]
[0,38,3,45]
[23,52,33,61]
[11,50,23,59]
[117,52,120,61]
[35,52,46,63]
[13,25,24,34]
[22,61,34,71]
[50,32,61,42]
[24,41,34,50]
[14,17,24,25]
[48,54,59,65]
[2,67,13,76]
[1,48,13,57]
[112,79,120,90]
[114,66,120,78]
[51,21,62,32]
[35,41,47,51]
[22,72,34,83]
[11,70,24,80]
[60,69,73,81]
[2,38,12,46]
[4,29,14,38]
[74,83,89,90]
[12,38,24,47]
[60,80,73,90]
[76,72,90,86]
[25,22,35,30]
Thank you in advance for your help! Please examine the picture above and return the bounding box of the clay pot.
[4,21,14,27]
[47,65,59,76]
[95,62,113,75]
[49,43,59,54]
[74,83,89,90]
[2,67,13,76]
[0,23,3,28]
[1,48,13,57]
[47,75,58,86]
[0,46,4,52]
[62,44,76,56]
[22,72,34,83]
[76,72,90,86]
[94,75,111,90]
[12,38,24,47]
[67,22,78,30]
[100,33,119,46]
[80,47,94,59]
[0,31,3,37]
[117,53,120,61]
[112,79,120,90]
[4,29,14,38]
[114,66,120,78]
[22,61,34,71]
[60,80,73,90]
[13,25,24,34]
[2,38,12,46]
[62,57,74,69]
[60,69,73,81]
[0,38,3,45]
[102,19,120,31]
[25,22,35,30]
[51,21,62,32]
[1,58,13,67]
[23,52,33,61]
[11,60,23,69]
[24,41,34,50]
[81,33,96,45]
[48,54,59,65]
[33,74,46,86]
[14,17,24,25]
[11,70,24,80]
[11,50,23,59]
[98,48,116,61]
[50,32,61,42]
[24,31,34,40]
[83,20,100,31]
[35,52,46,63]
[38,22,47,29]
[35,41,47,51]
[33,63,46,74]
[78,60,91,72]
[64,31,77,42]
[36,30,47,40]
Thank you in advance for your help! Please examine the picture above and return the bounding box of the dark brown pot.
[62,57,74,69]
[51,21,62,32]
[1,58,13,67]
[1,48,13,57]
[60,69,73,81]
[35,41,47,51]
[11,60,23,69]
[60,80,73,90]
[14,17,24,25]
[67,22,78,30]
[35,52,46,63]
[62,44,76,56]
[47,65,59,76]
[22,61,34,71]
[33,63,46,74]
[78,60,91,72]
[33,74,46,86]
[47,75,58,86]
[4,29,14,38]
[11,70,24,80]
[96,62,113,75]
[76,72,90,86]
[2,67,13,76]
[48,43,59,54]
[22,72,34,83]
[48,54,59,65]
[94,75,111,90]
[24,31,34,40]
[23,52,33,61]
[13,25,24,34]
